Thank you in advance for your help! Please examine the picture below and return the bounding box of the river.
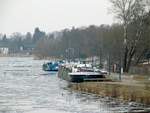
[0,57,147,113]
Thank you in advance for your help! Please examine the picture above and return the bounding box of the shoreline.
[69,81,150,105]
[0,54,32,57]
[58,63,150,106]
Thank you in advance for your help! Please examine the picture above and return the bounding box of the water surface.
[0,57,147,113]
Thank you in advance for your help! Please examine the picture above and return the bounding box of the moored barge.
[69,72,105,82]
[58,64,109,83]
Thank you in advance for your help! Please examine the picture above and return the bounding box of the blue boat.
[42,62,59,71]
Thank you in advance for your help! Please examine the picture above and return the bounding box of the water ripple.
[0,57,148,113]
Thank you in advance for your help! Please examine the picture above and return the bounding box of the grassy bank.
[70,81,150,105]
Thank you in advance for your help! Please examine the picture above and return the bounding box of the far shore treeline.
[0,0,150,73]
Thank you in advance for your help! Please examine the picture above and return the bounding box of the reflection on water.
[0,57,148,113]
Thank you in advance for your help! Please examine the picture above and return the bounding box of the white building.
[0,48,9,55]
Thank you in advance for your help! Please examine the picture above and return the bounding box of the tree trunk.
[123,24,128,72]
[126,47,136,72]
[123,46,128,72]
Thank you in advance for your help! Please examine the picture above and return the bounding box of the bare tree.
[110,0,147,72]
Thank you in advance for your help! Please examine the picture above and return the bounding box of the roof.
[68,72,101,76]
[76,63,92,68]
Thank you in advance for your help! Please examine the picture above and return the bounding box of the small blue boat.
[42,62,59,71]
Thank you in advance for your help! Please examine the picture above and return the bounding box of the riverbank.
[70,75,150,105]
[0,54,32,57]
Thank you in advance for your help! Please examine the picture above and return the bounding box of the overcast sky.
[0,0,114,35]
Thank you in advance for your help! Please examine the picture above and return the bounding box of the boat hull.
[58,66,106,83]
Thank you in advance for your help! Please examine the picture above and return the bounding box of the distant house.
[0,41,9,55]
[0,47,9,55]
